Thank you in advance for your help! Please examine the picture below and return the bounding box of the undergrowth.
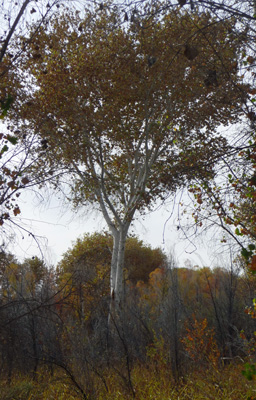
[0,362,255,400]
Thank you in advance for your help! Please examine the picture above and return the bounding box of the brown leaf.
[184,44,199,61]
[248,111,256,121]
[21,177,30,185]
[41,139,48,149]
[32,53,41,59]
[13,207,21,216]
[148,56,156,67]
[204,70,218,88]
[7,181,15,189]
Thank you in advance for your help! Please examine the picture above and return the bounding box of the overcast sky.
[0,119,216,268]
[4,186,219,269]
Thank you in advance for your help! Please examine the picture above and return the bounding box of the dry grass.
[0,362,255,400]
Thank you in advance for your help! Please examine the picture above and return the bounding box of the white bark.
[112,222,130,305]
[71,113,159,309]
[73,140,155,309]
[110,230,119,301]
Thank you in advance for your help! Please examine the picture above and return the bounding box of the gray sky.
[0,112,214,268]
[6,187,215,268]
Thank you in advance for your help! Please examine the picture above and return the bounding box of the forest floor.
[0,361,255,400]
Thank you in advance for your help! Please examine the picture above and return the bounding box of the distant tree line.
[0,234,255,398]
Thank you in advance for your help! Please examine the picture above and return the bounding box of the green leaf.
[235,227,241,236]
[1,145,9,154]
[6,135,18,145]
[242,363,256,381]
[0,95,13,118]
[241,247,249,258]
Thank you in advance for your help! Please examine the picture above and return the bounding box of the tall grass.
[0,361,255,400]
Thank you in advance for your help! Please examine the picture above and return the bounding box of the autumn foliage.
[0,247,255,399]
[1,0,256,398]
[181,316,220,369]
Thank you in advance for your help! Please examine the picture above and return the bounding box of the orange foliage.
[181,316,220,368]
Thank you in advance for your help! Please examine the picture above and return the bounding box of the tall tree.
[10,4,247,306]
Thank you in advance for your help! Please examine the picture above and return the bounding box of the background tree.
[0,245,255,397]
[0,253,62,381]
[57,232,166,326]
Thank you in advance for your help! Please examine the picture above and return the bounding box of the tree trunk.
[109,223,130,316]
[110,232,119,303]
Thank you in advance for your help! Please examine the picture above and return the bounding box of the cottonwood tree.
[10,3,247,307]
